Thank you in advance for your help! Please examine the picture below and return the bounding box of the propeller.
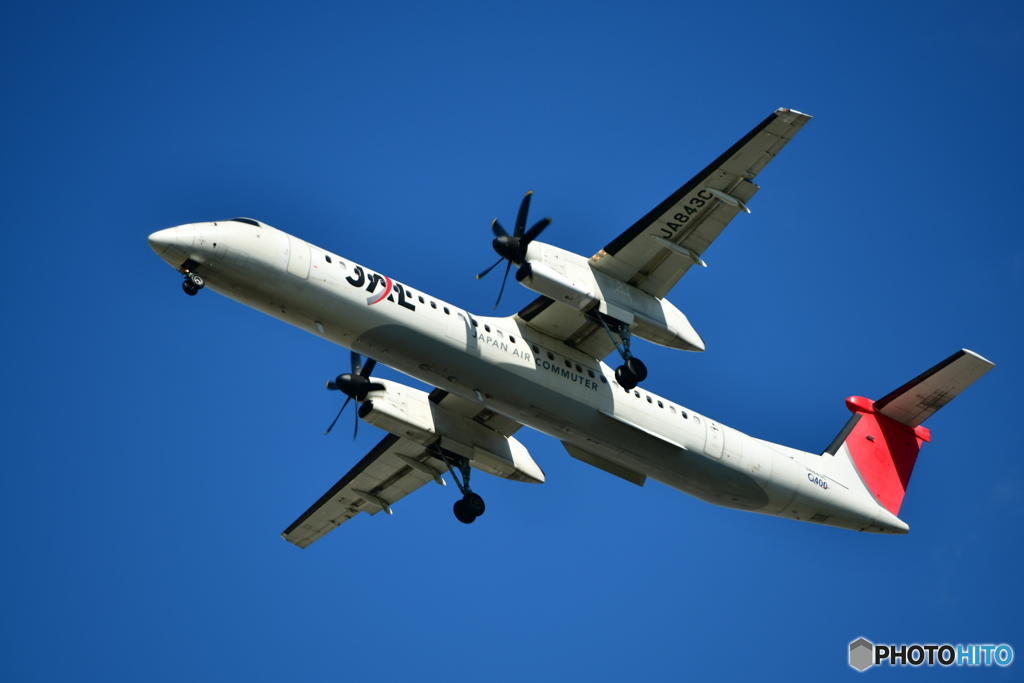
[324,351,384,439]
[476,190,551,309]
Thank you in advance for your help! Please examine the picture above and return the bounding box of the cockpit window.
[231,217,262,227]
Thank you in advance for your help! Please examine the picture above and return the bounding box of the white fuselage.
[149,220,909,534]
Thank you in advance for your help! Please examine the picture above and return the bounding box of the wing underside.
[517,108,811,359]
[281,434,445,548]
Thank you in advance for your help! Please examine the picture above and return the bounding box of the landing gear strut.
[432,446,486,524]
[181,265,205,296]
[595,314,647,391]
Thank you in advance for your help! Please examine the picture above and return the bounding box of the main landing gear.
[595,314,647,391]
[181,265,205,296]
[432,446,486,524]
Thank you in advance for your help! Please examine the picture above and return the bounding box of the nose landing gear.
[180,267,205,296]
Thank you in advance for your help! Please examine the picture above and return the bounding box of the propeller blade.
[353,408,359,440]
[491,218,508,238]
[324,395,352,435]
[360,358,376,378]
[493,260,512,309]
[476,256,504,280]
[351,350,362,378]
[514,191,533,237]
[523,217,551,243]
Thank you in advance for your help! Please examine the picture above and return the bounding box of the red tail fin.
[826,349,994,515]
[840,397,930,515]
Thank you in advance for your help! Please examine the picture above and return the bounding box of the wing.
[282,389,526,548]
[281,434,447,549]
[516,109,811,359]
[593,108,812,297]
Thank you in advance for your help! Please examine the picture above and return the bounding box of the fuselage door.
[706,420,724,459]
[286,233,310,279]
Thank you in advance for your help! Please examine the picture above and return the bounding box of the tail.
[824,349,995,515]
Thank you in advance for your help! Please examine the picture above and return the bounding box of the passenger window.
[532,345,540,354]
[471,319,478,327]
[681,411,688,419]
[693,416,700,424]
[430,301,437,309]
[564,360,572,368]
[575,364,582,373]
[647,396,652,403]
[509,336,516,343]
[325,255,332,263]
[634,391,640,398]
[587,369,594,378]
[600,376,607,384]
[443,307,450,314]
[485,325,491,332]
[669,405,676,414]
[418,296,425,304]
[547,352,554,361]
[658,401,663,408]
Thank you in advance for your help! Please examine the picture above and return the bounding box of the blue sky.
[3,1,1022,680]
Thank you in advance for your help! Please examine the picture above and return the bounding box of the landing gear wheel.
[188,273,205,289]
[453,498,476,524]
[625,357,647,382]
[182,281,199,296]
[464,492,486,517]
[615,365,638,391]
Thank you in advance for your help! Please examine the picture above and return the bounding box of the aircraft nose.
[148,225,196,255]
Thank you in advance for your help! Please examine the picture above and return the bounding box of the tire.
[188,273,205,289]
[182,281,199,296]
[625,357,648,382]
[453,498,476,524]
[464,492,486,517]
[615,365,637,391]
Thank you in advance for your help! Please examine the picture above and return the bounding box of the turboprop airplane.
[148,108,994,548]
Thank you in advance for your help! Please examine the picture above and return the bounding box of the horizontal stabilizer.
[873,349,995,427]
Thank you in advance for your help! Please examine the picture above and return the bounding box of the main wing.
[517,108,811,359]
[282,389,526,548]
[282,434,447,548]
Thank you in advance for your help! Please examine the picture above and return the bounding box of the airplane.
[148,108,994,548]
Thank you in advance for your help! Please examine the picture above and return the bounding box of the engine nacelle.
[518,242,705,352]
[357,380,545,484]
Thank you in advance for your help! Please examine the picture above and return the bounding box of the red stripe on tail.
[844,396,931,516]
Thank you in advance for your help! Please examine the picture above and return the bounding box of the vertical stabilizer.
[825,349,994,516]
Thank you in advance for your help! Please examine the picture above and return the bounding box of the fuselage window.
[681,411,689,419]
[564,359,572,368]
[430,301,437,309]
[647,396,652,403]
[418,296,425,304]
[484,325,491,333]
[547,352,554,361]
[693,415,700,424]
[471,318,477,326]
[509,336,516,344]
[443,307,450,314]
[575,364,582,373]
[325,255,332,263]
[600,376,607,384]
[587,369,595,378]
[532,345,540,354]
[669,405,676,414]
[658,401,663,408]
[634,391,640,398]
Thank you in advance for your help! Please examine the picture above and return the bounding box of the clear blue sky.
[2,1,1022,680]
